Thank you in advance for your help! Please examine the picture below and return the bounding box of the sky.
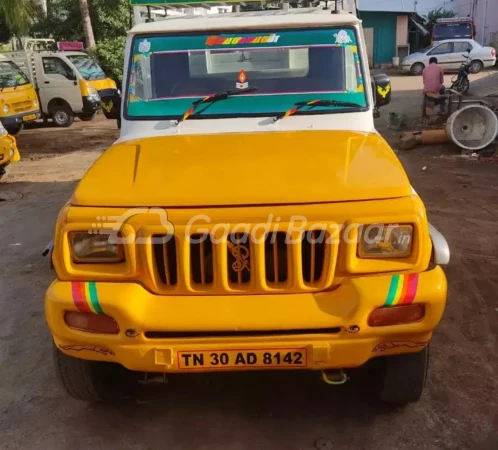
[359,0,459,15]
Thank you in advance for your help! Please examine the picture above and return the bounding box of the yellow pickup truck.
[5,40,118,127]
[0,54,41,135]
[45,0,449,405]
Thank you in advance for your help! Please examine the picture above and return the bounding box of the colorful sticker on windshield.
[138,39,151,54]
[352,46,364,93]
[236,70,249,89]
[334,30,353,45]
[206,34,281,47]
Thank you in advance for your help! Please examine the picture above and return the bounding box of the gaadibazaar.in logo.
[205,34,281,46]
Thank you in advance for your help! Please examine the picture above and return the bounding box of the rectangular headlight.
[69,232,124,263]
[358,224,413,259]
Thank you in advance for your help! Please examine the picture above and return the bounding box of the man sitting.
[422,57,446,116]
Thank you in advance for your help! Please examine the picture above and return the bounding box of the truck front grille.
[152,226,336,295]
[12,100,33,113]
[153,235,178,286]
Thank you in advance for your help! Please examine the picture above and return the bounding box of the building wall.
[396,15,409,46]
[360,12,398,64]
[459,0,498,45]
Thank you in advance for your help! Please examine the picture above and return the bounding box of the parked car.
[401,39,496,75]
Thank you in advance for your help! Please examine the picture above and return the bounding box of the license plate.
[177,348,307,370]
[22,114,37,122]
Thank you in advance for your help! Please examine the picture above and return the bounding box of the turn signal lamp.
[64,311,119,334]
[368,304,425,327]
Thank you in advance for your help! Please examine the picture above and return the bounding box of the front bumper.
[0,135,20,165]
[46,266,447,373]
[400,64,412,72]
[0,110,41,126]
[82,96,101,114]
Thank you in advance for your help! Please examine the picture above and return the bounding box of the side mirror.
[372,73,392,109]
[100,90,121,120]
[467,49,471,54]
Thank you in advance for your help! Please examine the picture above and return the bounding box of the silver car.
[401,39,496,75]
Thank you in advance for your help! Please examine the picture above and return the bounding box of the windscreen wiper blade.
[274,99,363,122]
[177,88,258,124]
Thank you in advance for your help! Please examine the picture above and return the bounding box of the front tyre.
[51,106,75,128]
[453,78,470,94]
[80,113,96,122]
[469,60,483,74]
[0,164,11,182]
[5,123,24,135]
[377,345,430,406]
[53,345,124,402]
[411,62,425,75]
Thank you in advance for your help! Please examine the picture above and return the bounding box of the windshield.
[434,23,472,40]
[66,55,106,80]
[0,61,30,88]
[126,27,367,120]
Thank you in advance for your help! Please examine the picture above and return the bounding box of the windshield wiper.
[177,88,258,124]
[273,99,363,122]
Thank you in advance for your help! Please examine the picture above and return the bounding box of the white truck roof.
[129,8,361,35]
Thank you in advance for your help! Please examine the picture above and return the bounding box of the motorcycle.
[451,51,472,95]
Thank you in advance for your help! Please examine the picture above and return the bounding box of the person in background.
[422,57,446,116]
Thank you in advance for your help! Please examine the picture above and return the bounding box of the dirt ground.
[1,75,497,449]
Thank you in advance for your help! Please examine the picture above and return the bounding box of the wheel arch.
[47,98,73,114]
[470,59,484,72]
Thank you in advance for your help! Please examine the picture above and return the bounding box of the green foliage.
[0,0,36,36]
[0,14,13,43]
[32,0,132,83]
[89,37,126,86]
[34,0,132,42]
[426,8,457,27]
[32,0,83,41]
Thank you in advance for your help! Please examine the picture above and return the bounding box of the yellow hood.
[86,78,117,92]
[72,131,412,207]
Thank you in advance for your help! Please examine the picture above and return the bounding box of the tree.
[426,7,457,28]
[0,0,36,37]
[35,0,132,42]
[78,0,95,48]
[32,0,133,83]
[0,14,13,44]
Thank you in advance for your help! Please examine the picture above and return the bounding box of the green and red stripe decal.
[384,274,419,306]
[71,282,104,315]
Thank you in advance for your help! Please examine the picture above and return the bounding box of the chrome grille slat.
[310,231,316,283]
[190,234,213,286]
[153,235,178,287]
[302,230,327,284]
[265,232,289,285]
[13,100,32,113]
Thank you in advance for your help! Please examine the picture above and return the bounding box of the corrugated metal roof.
[359,0,415,13]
